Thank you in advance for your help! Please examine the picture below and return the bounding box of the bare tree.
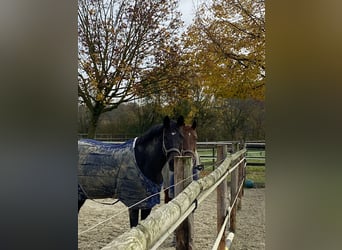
[78,0,182,138]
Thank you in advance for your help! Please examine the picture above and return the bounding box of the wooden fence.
[101,144,247,250]
[245,142,265,166]
[197,141,265,168]
[78,135,264,166]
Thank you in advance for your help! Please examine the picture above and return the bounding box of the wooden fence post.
[232,142,238,153]
[237,144,244,210]
[216,145,228,250]
[174,156,194,250]
[212,147,215,171]
[230,167,238,233]
[237,154,244,210]
[241,144,246,197]
[230,145,238,233]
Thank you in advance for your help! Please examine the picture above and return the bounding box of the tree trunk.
[87,111,101,139]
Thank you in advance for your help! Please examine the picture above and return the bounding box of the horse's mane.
[137,123,164,145]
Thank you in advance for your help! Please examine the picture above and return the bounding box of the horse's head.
[162,116,185,170]
[182,120,198,165]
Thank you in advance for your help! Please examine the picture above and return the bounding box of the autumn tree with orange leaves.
[78,0,183,138]
[143,0,266,128]
[184,0,265,101]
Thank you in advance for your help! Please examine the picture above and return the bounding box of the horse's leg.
[140,208,152,221]
[193,168,199,181]
[78,199,86,212]
[162,163,171,203]
[164,189,171,203]
[78,184,87,212]
[169,171,175,199]
[128,208,139,228]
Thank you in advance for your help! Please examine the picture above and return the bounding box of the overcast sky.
[178,0,196,27]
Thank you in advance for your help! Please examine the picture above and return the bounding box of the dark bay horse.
[182,120,200,170]
[163,119,202,203]
[78,116,185,227]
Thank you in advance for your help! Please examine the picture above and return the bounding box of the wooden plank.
[229,167,238,233]
[101,150,247,250]
[216,145,228,250]
[238,156,244,210]
[229,144,238,233]
[174,156,194,250]
[101,181,201,249]
[101,227,146,250]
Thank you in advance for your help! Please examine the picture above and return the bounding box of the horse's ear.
[177,115,185,127]
[191,120,197,130]
[163,116,171,128]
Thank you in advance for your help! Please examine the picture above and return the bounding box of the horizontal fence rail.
[101,146,247,250]
[77,136,265,167]
[245,142,265,165]
[197,141,265,168]
[77,140,261,167]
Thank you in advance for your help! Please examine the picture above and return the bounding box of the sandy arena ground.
[78,188,265,250]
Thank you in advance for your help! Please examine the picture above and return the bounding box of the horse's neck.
[134,137,165,184]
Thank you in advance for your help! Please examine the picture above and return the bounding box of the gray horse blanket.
[78,139,161,209]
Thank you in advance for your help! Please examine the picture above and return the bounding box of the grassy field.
[197,148,265,187]
[246,150,265,165]
[245,165,265,187]
[197,148,217,171]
